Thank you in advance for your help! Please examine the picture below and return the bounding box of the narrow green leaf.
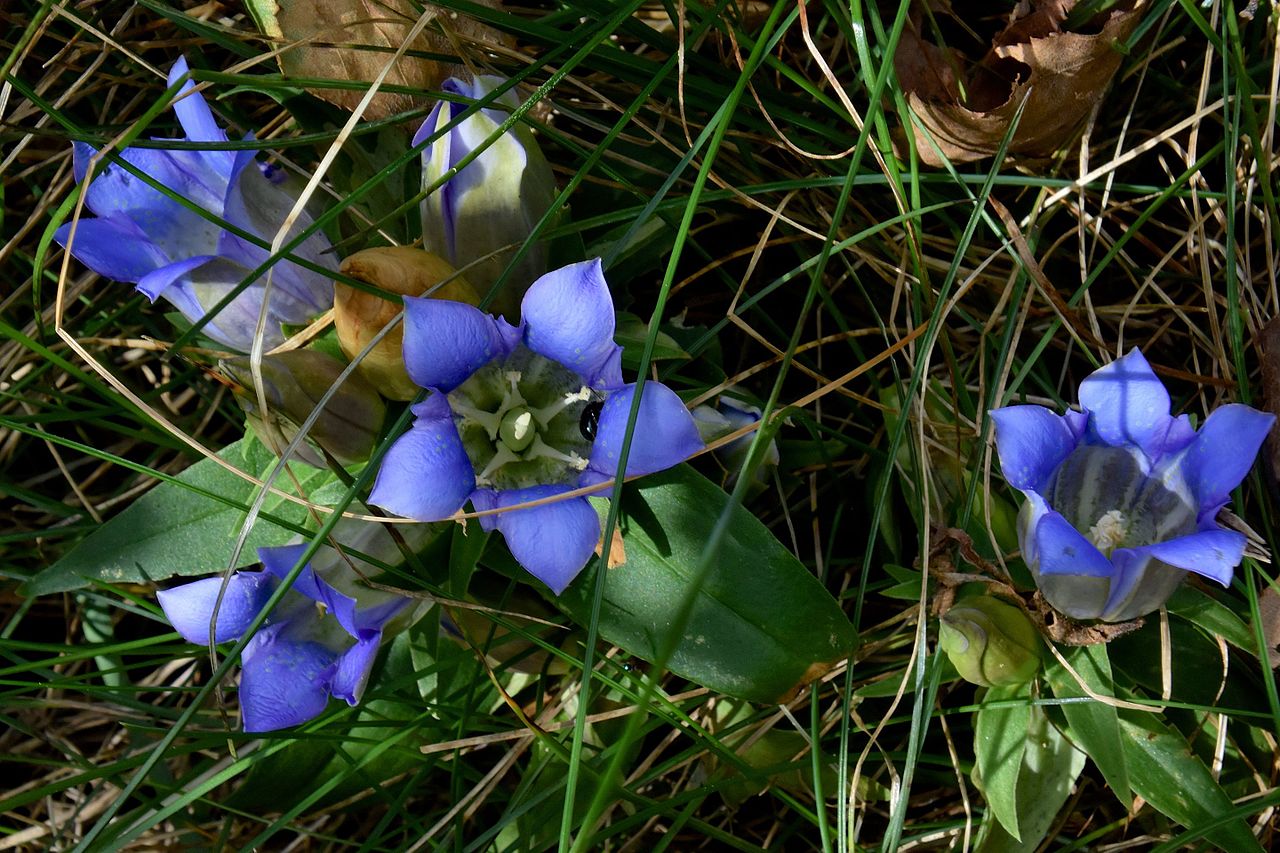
[1165,585,1256,654]
[976,703,1086,853]
[1044,644,1131,807]
[975,683,1031,840]
[556,465,856,702]
[1119,711,1263,852]
[24,438,332,596]
[615,312,691,367]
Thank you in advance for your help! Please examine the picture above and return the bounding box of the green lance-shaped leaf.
[1044,644,1131,807]
[974,683,1032,840]
[556,465,857,702]
[24,437,337,596]
[1119,710,1263,852]
[975,700,1086,853]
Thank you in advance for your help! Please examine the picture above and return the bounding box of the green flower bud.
[222,349,386,467]
[939,595,1042,687]
[334,247,480,401]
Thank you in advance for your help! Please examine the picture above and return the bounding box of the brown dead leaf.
[895,0,1147,166]
[596,524,627,569]
[1030,591,1145,645]
[1257,583,1280,668]
[1258,314,1280,491]
[250,0,512,121]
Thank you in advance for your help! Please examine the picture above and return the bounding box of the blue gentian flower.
[55,57,334,352]
[369,258,703,594]
[157,534,412,732]
[991,349,1274,622]
[414,75,557,320]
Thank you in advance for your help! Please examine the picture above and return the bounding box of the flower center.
[1087,509,1130,556]
[1048,444,1198,554]
[448,346,597,490]
[499,407,536,452]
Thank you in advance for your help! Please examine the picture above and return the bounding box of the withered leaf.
[247,0,511,121]
[895,0,1147,166]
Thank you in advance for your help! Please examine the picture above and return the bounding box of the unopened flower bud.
[939,595,1041,687]
[334,247,479,400]
[416,76,558,321]
[691,394,778,496]
[223,349,386,467]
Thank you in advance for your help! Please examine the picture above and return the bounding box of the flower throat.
[447,346,597,490]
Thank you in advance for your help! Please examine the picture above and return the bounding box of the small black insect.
[579,399,605,441]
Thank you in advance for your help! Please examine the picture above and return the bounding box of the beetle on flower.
[369,258,704,594]
[157,529,414,732]
[990,349,1274,622]
[55,57,334,352]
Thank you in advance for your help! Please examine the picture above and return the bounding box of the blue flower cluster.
[61,60,702,730]
[63,58,1277,732]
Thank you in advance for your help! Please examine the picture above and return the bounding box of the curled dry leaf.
[247,0,512,121]
[895,0,1147,166]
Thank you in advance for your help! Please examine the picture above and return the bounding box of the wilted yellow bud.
[334,247,480,400]
[939,595,1042,688]
[222,349,386,467]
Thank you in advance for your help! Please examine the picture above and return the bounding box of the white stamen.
[450,398,502,440]
[532,385,593,426]
[525,435,589,470]
[477,445,521,482]
[1088,509,1129,555]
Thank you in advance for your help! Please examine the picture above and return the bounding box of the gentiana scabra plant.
[991,349,1274,622]
[370,258,703,594]
[55,57,334,351]
[157,525,418,732]
[415,75,557,320]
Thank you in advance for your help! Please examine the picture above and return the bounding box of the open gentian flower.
[991,349,1274,622]
[157,530,413,731]
[55,57,334,351]
[369,258,703,594]
[415,75,557,321]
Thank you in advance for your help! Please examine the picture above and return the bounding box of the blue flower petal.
[1100,550,1188,622]
[239,626,336,732]
[990,405,1083,493]
[327,632,383,706]
[259,542,381,640]
[167,57,232,163]
[136,256,290,351]
[1125,527,1246,587]
[370,394,476,520]
[521,259,622,384]
[1034,511,1115,579]
[218,154,335,314]
[1178,403,1275,517]
[157,571,274,644]
[56,215,170,283]
[588,382,703,480]
[484,485,600,594]
[1079,349,1174,459]
[415,97,461,261]
[402,296,517,392]
[136,254,217,301]
[1032,511,1116,620]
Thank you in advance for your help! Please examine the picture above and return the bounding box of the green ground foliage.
[3,0,1280,849]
